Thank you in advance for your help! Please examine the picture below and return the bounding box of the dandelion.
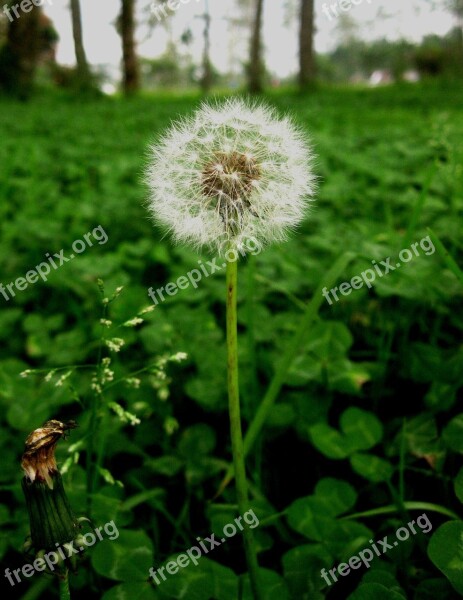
[21,420,81,597]
[145,99,315,600]
[145,98,315,255]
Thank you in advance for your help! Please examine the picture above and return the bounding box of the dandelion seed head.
[145,98,316,254]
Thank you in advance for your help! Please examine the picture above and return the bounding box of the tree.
[199,0,212,93]
[248,0,265,93]
[120,0,140,94]
[0,0,43,96]
[70,0,91,86]
[299,0,315,89]
[447,0,463,71]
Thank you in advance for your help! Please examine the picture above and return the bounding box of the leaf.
[178,424,216,457]
[305,321,353,359]
[314,478,357,516]
[286,485,367,549]
[390,414,439,458]
[350,454,394,482]
[428,521,463,595]
[102,583,160,600]
[157,557,238,600]
[443,415,463,452]
[286,496,335,541]
[91,530,154,582]
[340,408,383,450]
[309,423,351,459]
[242,568,290,600]
[282,544,332,596]
[348,583,406,600]
[309,408,383,460]
[455,468,463,504]
[147,456,184,477]
[413,578,456,599]
[325,520,373,559]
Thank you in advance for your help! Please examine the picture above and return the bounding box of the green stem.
[427,227,463,286]
[244,251,354,456]
[19,577,52,600]
[342,501,460,521]
[226,259,263,600]
[59,570,71,600]
[216,251,355,496]
[87,299,108,512]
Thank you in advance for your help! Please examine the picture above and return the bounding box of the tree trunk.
[70,0,91,82]
[200,0,212,93]
[121,0,140,95]
[248,0,264,93]
[0,0,42,97]
[299,0,316,90]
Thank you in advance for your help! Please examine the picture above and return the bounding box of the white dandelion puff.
[145,98,316,255]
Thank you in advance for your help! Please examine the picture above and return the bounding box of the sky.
[43,0,455,79]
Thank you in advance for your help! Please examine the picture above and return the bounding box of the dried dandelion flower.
[21,420,77,489]
[21,420,80,554]
[145,98,316,255]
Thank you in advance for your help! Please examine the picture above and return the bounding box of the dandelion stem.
[226,259,263,600]
[217,250,355,497]
[59,570,71,600]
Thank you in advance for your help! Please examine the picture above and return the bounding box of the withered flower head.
[21,420,77,489]
[21,419,81,556]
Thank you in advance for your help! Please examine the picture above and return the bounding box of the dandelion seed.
[20,369,32,378]
[145,98,316,255]
[100,319,112,327]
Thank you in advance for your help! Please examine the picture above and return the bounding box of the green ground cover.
[0,82,463,599]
